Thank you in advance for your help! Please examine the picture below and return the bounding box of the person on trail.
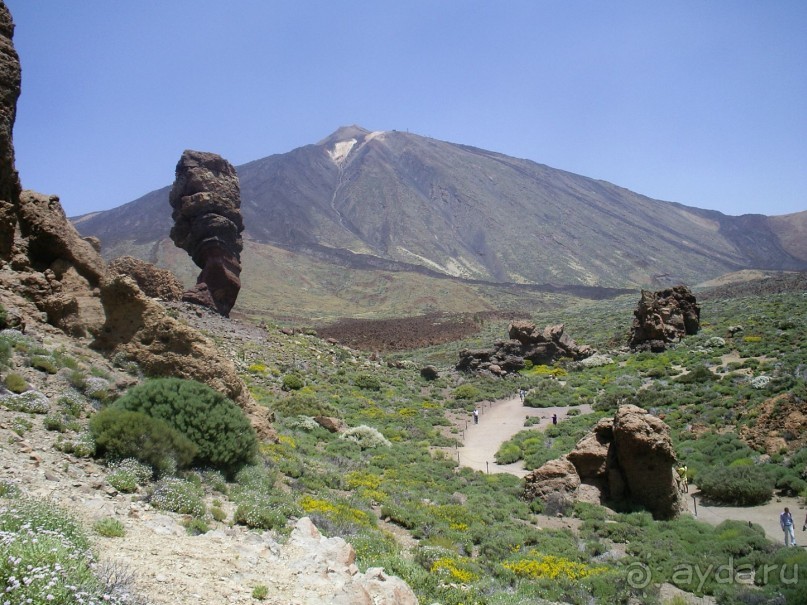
[473,408,479,425]
[552,413,557,425]
[676,465,688,493]
[780,507,797,547]
[519,389,525,402]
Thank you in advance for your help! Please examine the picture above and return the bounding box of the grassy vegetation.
[2,288,804,604]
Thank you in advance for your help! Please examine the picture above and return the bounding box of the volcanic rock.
[609,405,684,519]
[92,275,275,440]
[0,0,21,260]
[629,285,700,351]
[108,256,183,301]
[169,150,243,317]
[457,322,592,375]
[523,457,580,502]
[526,406,685,520]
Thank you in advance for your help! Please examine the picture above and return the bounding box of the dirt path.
[457,395,591,477]
[685,492,806,546]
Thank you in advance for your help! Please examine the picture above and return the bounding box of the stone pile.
[457,321,592,376]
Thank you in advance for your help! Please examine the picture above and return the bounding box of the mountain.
[73,126,807,319]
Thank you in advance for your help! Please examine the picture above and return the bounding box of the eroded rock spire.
[168,150,244,317]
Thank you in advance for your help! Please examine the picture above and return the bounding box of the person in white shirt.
[780,507,796,547]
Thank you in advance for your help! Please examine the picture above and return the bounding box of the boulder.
[458,322,592,375]
[523,457,580,502]
[108,256,184,301]
[629,285,700,351]
[314,416,346,433]
[420,365,439,380]
[92,275,275,440]
[567,417,613,481]
[169,150,243,317]
[526,406,686,520]
[610,405,684,519]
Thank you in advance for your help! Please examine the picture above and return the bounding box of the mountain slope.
[74,126,807,315]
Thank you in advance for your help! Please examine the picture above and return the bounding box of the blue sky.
[6,1,807,217]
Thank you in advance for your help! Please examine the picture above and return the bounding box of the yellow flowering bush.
[503,553,604,581]
[299,496,374,528]
[431,556,479,584]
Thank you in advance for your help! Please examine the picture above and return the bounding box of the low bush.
[114,378,257,476]
[340,425,391,449]
[272,392,336,418]
[697,465,775,505]
[149,478,206,517]
[281,373,304,391]
[354,373,381,390]
[90,406,197,476]
[3,372,28,393]
[94,517,126,538]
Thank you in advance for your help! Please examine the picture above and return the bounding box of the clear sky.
[6,1,807,218]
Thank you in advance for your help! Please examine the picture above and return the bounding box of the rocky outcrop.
[457,322,592,375]
[169,150,243,317]
[91,275,274,440]
[629,285,700,351]
[288,518,418,605]
[0,0,21,261]
[524,405,685,520]
[0,191,107,337]
[108,256,183,301]
[739,392,807,455]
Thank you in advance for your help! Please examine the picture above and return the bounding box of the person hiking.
[552,413,557,425]
[473,408,479,425]
[518,389,525,402]
[676,465,688,493]
[780,507,797,547]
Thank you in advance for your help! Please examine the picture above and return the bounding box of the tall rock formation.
[168,150,244,317]
[0,0,22,260]
[629,285,700,351]
[524,405,686,520]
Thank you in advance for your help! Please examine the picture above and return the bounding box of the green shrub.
[90,406,197,476]
[55,431,96,457]
[150,478,206,517]
[697,465,775,505]
[453,384,481,401]
[211,506,227,522]
[674,365,716,384]
[0,303,6,329]
[494,442,522,464]
[273,392,336,418]
[3,372,28,393]
[30,355,59,374]
[183,517,210,535]
[252,585,269,600]
[233,492,300,530]
[113,378,257,476]
[94,517,126,538]
[354,373,381,390]
[43,414,67,432]
[282,373,304,391]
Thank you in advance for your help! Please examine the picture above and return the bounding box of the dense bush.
[90,406,197,476]
[281,373,304,391]
[697,465,775,505]
[354,373,381,390]
[114,378,257,476]
[272,392,336,418]
[3,372,28,393]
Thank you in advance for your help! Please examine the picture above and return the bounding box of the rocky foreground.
[1,380,417,605]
